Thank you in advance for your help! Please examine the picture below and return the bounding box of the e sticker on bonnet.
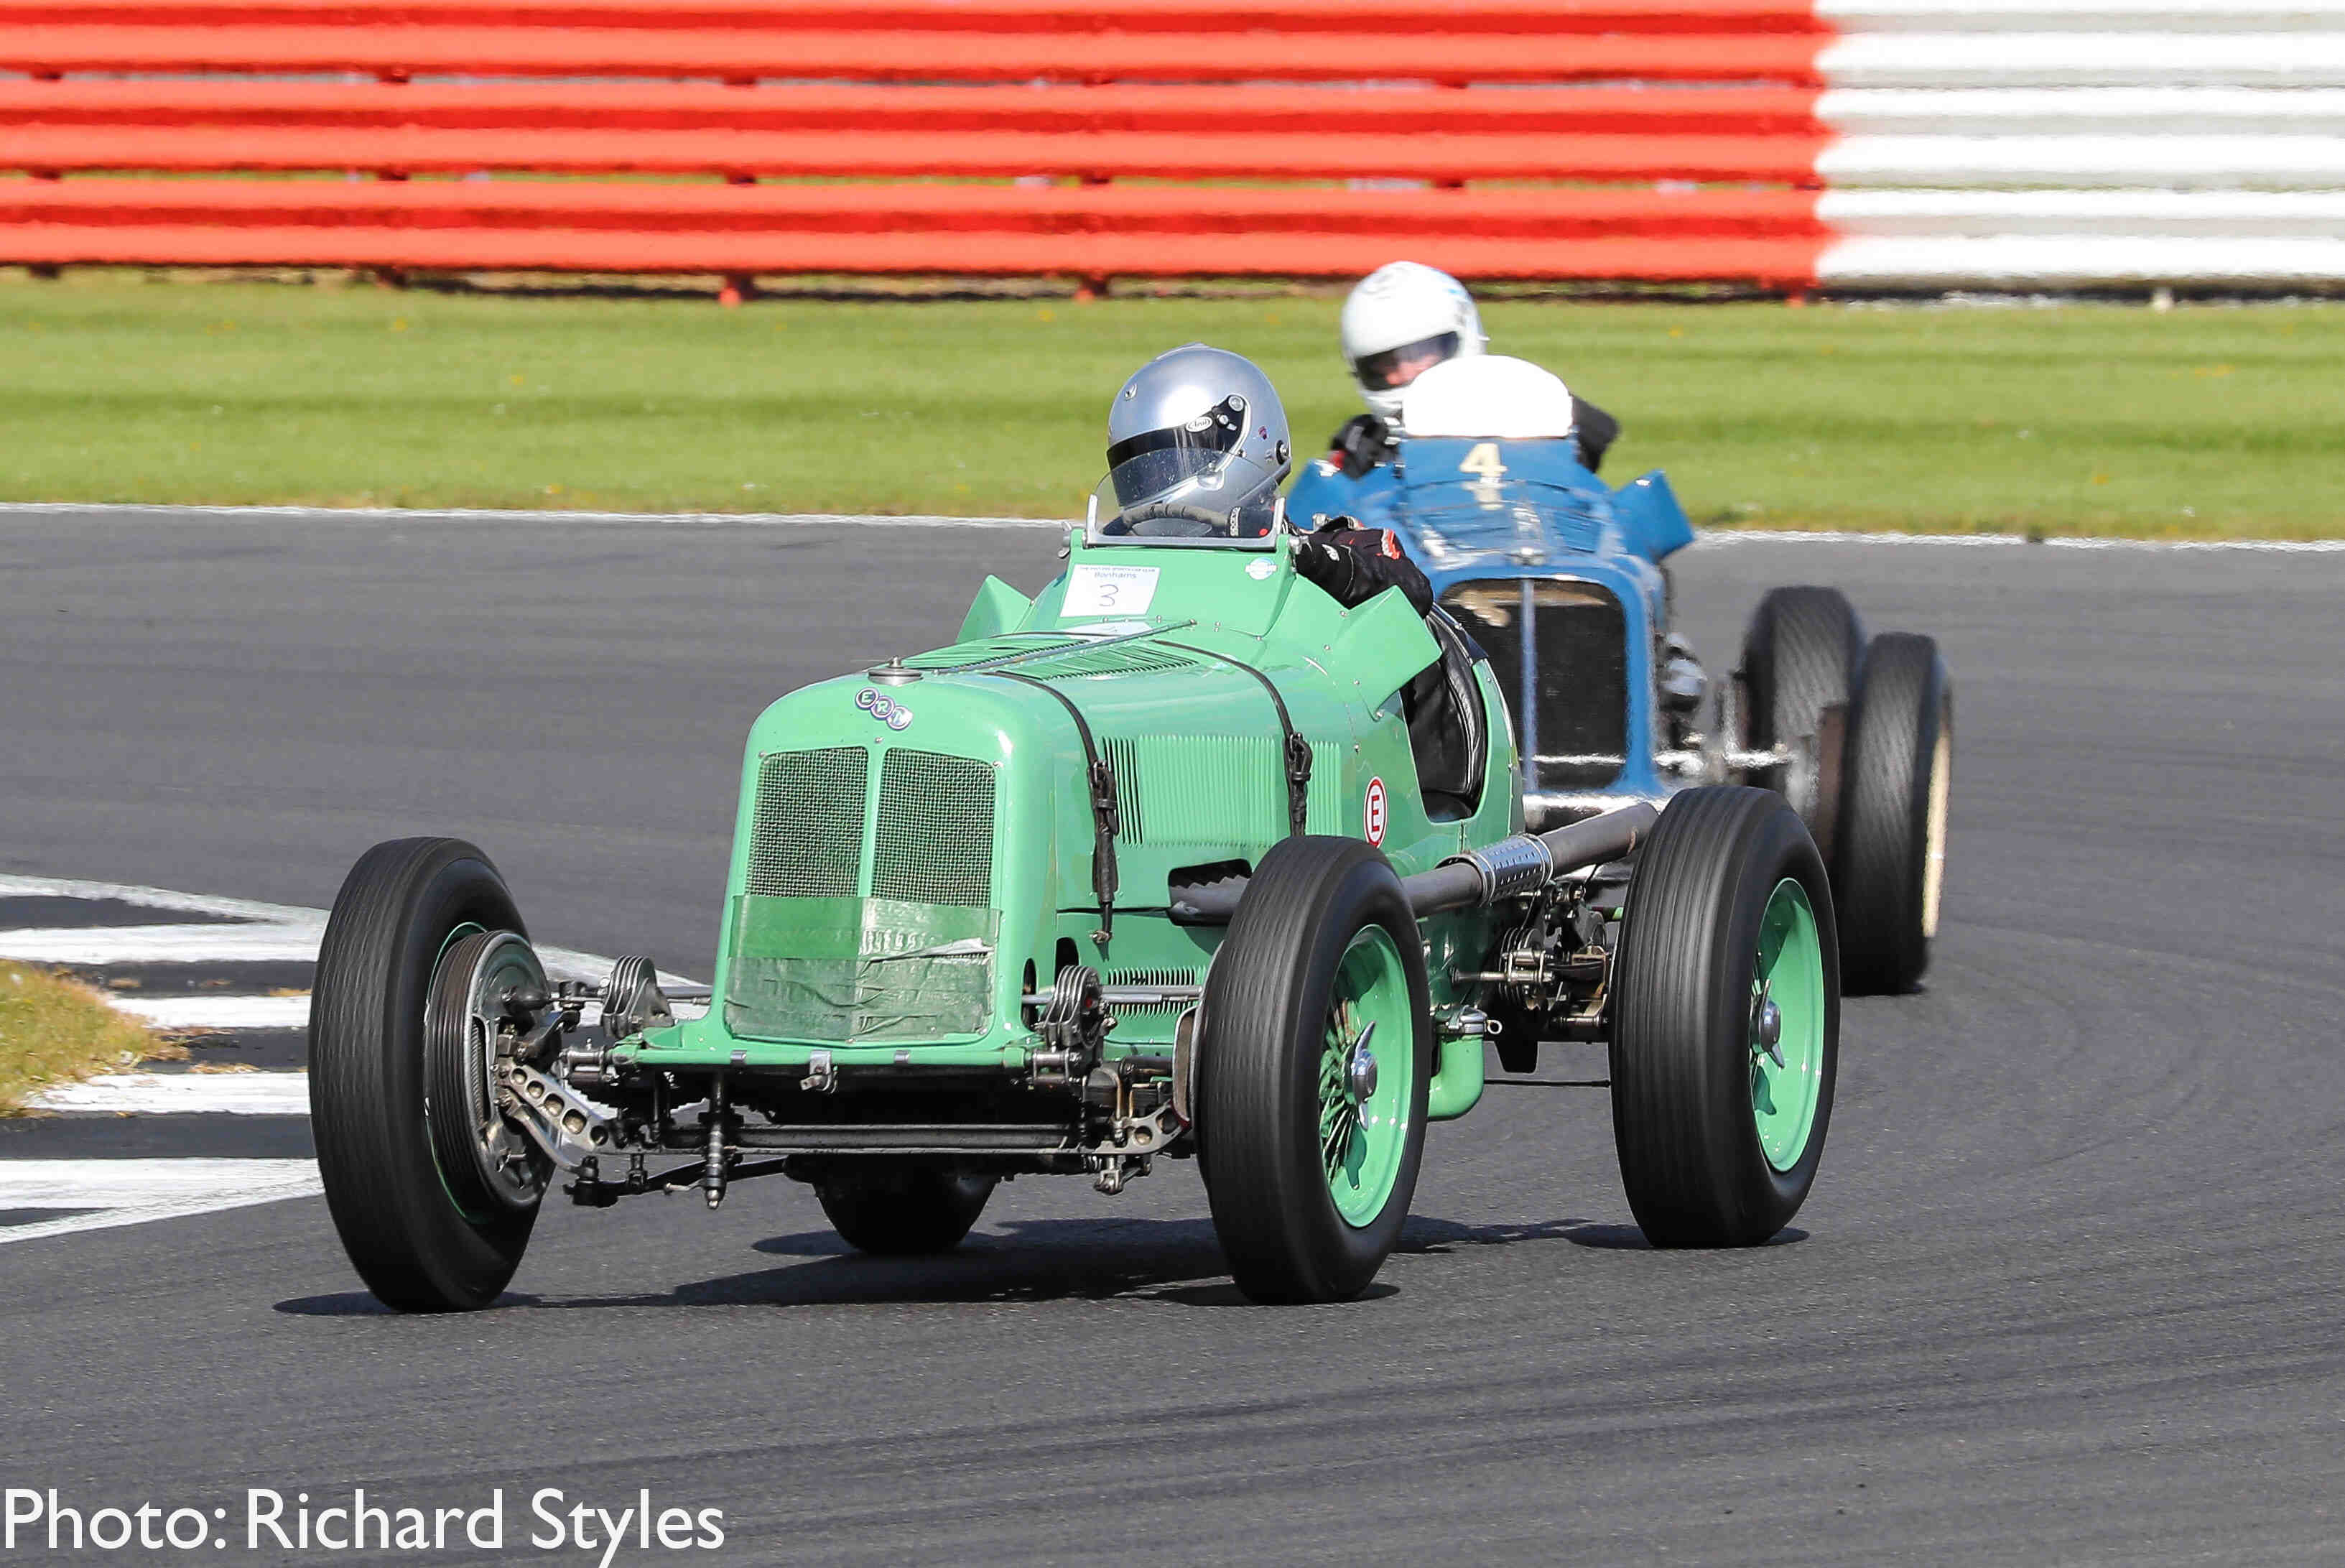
[1063,564,1159,618]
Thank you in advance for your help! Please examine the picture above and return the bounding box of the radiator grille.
[1441,579,1628,792]
[872,749,998,906]
[746,747,867,899]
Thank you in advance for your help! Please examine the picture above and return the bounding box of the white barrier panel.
[1817,0,2345,284]
[1820,88,2345,134]
[1821,34,2345,88]
[1821,135,2345,189]
[1821,0,2345,31]
[1821,189,2345,236]
[1821,234,2345,283]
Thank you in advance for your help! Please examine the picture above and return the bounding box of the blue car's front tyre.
[310,838,542,1312]
[1197,836,1431,1304]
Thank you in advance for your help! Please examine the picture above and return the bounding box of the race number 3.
[1364,776,1388,847]
[1063,563,1160,618]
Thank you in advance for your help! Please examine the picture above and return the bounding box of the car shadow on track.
[274,1213,1660,1315]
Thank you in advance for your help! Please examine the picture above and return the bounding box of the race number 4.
[1364,776,1387,847]
[1458,442,1506,483]
[1459,442,1506,507]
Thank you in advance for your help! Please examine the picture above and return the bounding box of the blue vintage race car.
[1289,435,1954,996]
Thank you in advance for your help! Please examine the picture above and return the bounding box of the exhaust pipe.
[1401,800,1660,916]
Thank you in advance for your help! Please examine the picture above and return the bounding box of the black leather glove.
[1327,414,1396,479]
[1294,519,1434,617]
[1571,395,1620,473]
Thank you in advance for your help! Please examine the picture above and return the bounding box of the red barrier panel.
[0,81,1830,137]
[0,0,1835,287]
[0,27,1826,82]
[0,180,1828,238]
[0,0,1825,33]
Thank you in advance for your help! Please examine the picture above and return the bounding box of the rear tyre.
[1611,787,1839,1247]
[1198,836,1431,1304]
[1835,633,1953,994]
[1740,585,1864,825]
[310,837,542,1312]
[816,1166,997,1256]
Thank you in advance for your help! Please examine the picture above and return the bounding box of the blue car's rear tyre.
[1740,585,1864,826]
[1836,633,1953,995]
[310,838,539,1312]
[1198,836,1431,1304]
[1611,788,1839,1247]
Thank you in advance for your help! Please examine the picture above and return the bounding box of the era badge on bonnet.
[855,687,914,731]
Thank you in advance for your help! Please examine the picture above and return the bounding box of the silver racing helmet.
[1095,343,1292,539]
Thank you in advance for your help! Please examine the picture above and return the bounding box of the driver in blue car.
[1322,260,1620,481]
[1102,342,1432,616]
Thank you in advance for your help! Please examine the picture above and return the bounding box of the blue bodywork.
[1288,437,1697,819]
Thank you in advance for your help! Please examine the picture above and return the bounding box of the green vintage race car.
[311,512,1841,1309]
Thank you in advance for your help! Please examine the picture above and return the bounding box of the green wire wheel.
[1610,787,1842,1247]
[1318,925,1421,1228]
[1199,835,1432,1304]
[1749,878,1828,1174]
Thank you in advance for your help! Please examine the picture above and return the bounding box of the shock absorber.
[701,1075,730,1210]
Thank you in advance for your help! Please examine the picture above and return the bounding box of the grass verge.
[2,274,2341,537]
[0,964,172,1114]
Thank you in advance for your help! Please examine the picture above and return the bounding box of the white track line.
[0,501,1064,529]
[0,1159,321,1245]
[0,873,320,926]
[0,504,2324,552]
[0,926,326,965]
[27,1072,311,1115]
[1691,529,2345,552]
[0,873,700,988]
[109,994,311,1030]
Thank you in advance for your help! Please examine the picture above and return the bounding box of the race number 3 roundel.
[1364,776,1387,847]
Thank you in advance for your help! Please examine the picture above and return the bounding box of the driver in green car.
[1102,341,1432,618]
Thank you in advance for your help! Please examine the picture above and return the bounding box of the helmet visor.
[1352,331,1462,391]
[1087,450,1285,544]
[1103,394,1250,506]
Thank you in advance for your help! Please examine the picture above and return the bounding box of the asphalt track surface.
[4,509,2341,1566]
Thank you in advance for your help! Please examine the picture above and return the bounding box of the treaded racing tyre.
[1610,787,1839,1247]
[1834,632,1953,995]
[816,1166,998,1256]
[310,837,540,1312]
[1197,836,1431,1304]
[1740,585,1865,825]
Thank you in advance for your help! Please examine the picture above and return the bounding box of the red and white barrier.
[0,0,2335,290]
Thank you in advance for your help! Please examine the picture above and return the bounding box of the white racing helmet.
[1339,261,1488,423]
[1097,343,1291,539]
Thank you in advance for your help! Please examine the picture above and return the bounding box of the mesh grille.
[1102,966,1201,1012]
[1441,579,1628,792]
[873,750,998,906]
[746,747,867,899]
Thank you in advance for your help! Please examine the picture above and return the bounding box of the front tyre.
[1198,836,1431,1304]
[1611,788,1839,1247]
[1835,633,1953,995]
[310,838,543,1312]
[816,1165,998,1256]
